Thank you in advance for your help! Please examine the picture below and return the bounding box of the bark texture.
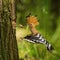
[0,0,19,60]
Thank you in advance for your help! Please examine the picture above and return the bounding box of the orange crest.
[27,16,39,26]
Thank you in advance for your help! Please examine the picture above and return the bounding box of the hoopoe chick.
[24,15,54,51]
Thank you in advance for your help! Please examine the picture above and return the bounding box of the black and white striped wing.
[24,34,46,44]
[24,33,53,51]
[24,35,37,43]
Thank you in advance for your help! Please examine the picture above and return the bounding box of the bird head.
[26,14,39,27]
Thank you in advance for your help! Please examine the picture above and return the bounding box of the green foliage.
[16,0,60,60]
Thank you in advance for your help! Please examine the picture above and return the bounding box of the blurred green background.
[16,0,60,60]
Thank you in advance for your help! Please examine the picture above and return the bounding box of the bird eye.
[30,24,32,26]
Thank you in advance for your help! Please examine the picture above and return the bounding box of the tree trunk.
[0,0,19,60]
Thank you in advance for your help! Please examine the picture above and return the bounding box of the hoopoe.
[24,14,53,51]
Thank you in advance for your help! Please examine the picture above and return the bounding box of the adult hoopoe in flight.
[24,14,54,51]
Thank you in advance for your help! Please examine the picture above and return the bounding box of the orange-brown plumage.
[27,16,39,27]
[26,15,39,35]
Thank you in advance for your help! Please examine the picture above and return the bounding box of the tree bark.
[0,0,19,60]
